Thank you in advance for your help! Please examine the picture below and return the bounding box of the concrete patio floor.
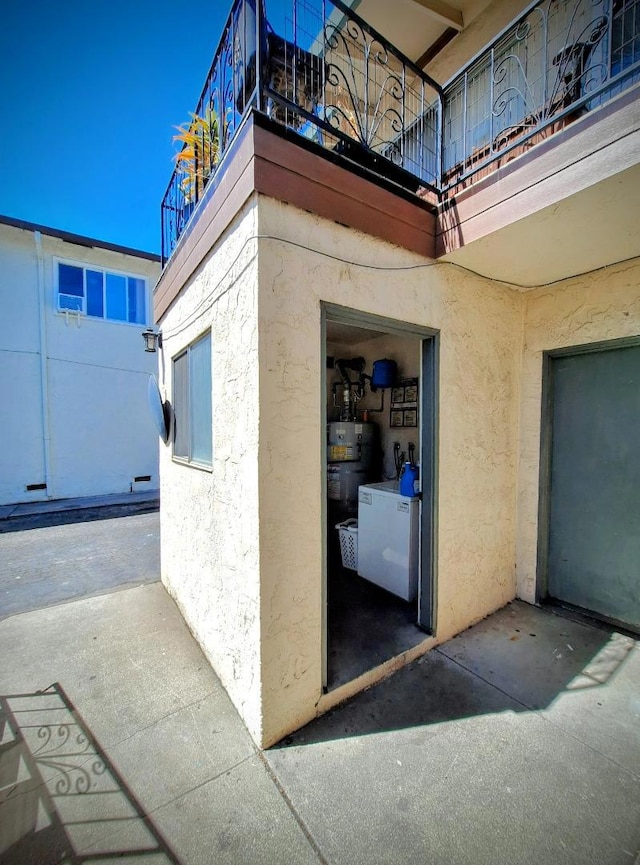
[0,583,638,864]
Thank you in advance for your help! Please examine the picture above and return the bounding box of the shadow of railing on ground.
[0,683,180,864]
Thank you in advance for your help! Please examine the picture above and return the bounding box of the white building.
[0,215,161,506]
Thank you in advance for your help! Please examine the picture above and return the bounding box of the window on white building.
[57,261,147,324]
[172,331,212,468]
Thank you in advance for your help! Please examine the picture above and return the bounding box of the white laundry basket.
[336,519,358,570]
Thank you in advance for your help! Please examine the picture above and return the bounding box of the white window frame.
[54,257,149,325]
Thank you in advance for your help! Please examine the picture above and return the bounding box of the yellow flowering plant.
[173,107,220,203]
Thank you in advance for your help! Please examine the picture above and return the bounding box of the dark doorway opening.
[322,306,438,690]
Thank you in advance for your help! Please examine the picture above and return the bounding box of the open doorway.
[322,305,438,691]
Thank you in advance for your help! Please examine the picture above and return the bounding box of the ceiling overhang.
[407,0,464,30]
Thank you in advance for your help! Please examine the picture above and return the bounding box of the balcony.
[442,0,640,188]
[161,0,640,265]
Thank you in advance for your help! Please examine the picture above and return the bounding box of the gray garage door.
[546,343,640,631]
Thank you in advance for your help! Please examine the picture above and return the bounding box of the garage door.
[546,343,640,632]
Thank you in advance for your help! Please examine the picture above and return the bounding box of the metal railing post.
[256,0,264,112]
[437,93,444,189]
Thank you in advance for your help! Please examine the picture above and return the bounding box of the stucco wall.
[157,198,264,742]
[256,195,523,745]
[515,259,640,603]
[0,223,160,504]
[156,184,640,749]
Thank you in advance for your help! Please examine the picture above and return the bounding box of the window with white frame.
[56,260,147,324]
[172,331,212,468]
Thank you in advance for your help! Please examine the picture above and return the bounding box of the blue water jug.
[371,359,397,389]
[399,462,418,497]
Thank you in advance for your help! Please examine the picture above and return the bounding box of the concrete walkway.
[0,585,638,864]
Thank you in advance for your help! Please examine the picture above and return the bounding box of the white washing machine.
[357,481,420,601]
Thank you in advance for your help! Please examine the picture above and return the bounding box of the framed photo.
[390,410,404,428]
[391,386,405,404]
[404,384,418,403]
[403,409,417,427]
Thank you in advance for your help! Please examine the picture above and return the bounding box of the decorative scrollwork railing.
[161,0,442,263]
[442,0,640,185]
[323,19,407,148]
[263,0,442,194]
[161,0,262,263]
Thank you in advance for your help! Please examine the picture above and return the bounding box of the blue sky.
[0,0,290,255]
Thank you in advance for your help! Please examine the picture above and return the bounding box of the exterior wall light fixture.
[142,328,163,353]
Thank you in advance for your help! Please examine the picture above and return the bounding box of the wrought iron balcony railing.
[161,0,443,263]
[161,0,261,263]
[161,0,640,264]
[442,0,640,186]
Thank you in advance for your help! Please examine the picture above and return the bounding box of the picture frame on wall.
[404,384,418,403]
[390,377,419,427]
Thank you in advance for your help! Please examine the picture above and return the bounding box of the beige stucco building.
[154,0,640,746]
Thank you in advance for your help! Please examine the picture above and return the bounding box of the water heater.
[327,421,377,512]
